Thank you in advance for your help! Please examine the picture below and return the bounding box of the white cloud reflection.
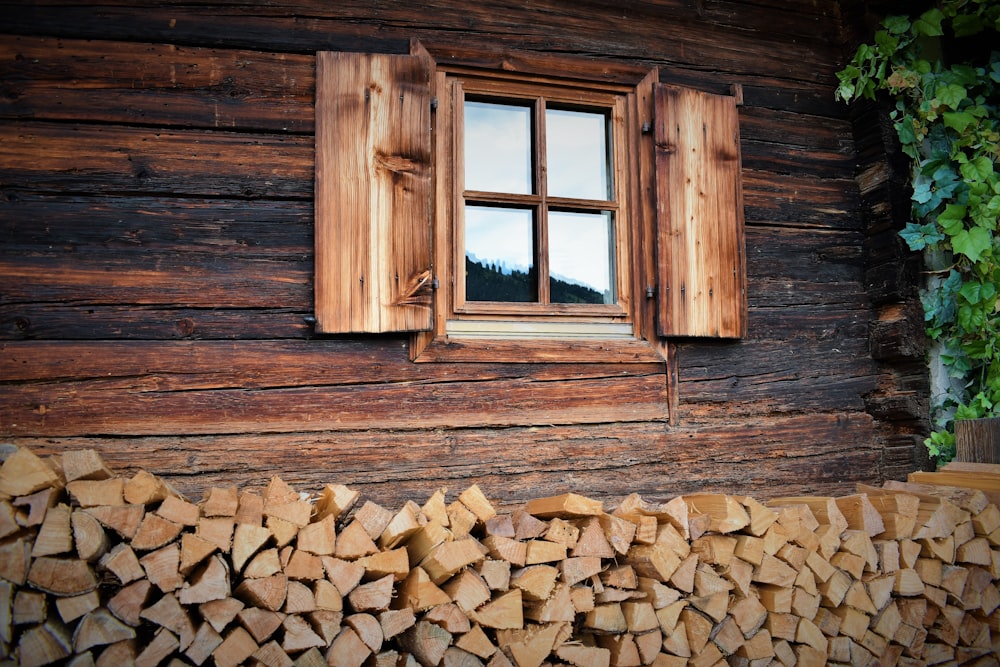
[463,100,614,301]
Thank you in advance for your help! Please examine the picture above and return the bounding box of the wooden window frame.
[314,41,746,364]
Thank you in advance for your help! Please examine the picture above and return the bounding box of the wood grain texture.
[0,0,928,501]
[655,85,746,338]
[314,50,433,333]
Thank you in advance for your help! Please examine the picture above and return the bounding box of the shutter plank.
[315,51,433,333]
[654,85,746,338]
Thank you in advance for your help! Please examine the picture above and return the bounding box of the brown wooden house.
[0,0,928,509]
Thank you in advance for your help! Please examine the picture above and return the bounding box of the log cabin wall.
[0,0,928,508]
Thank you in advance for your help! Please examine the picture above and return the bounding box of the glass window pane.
[546,108,610,200]
[548,211,614,305]
[464,101,533,195]
[465,205,535,302]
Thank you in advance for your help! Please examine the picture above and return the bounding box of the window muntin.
[455,82,625,319]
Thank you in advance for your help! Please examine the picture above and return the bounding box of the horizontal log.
[0,368,669,437]
[16,411,880,508]
[0,36,314,133]
[1,2,843,85]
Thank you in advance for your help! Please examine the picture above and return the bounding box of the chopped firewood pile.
[1,446,999,666]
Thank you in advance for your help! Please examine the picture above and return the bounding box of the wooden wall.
[0,0,928,508]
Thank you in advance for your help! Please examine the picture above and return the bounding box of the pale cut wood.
[296,514,336,556]
[446,501,476,539]
[322,556,365,596]
[360,546,410,581]
[0,447,62,497]
[253,640,294,667]
[314,483,360,522]
[213,626,259,667]
[523,492,604,518]
[140,543,183,593]
[84,504,144,540]
[397,621,451,667]
[284,548,324,580]
[180,532,218,575]
[469,589,523,629]
[187,624,225,667]
[28,556,97,595]
[56,590,100,624]
[131,513,183,551]
[32,502,73,557]
[314,50,434,334]
[157,495,201,527]
[237,606,283,643]
[235,573,287,611]
[443,567,491,612]
[179,553,231,604]
[235,490,264,526]
[244,547,281,578]
[282,615,325,652]
[13,589,46,625]
[62,449,114,483]
[683,494,750,533]
[378,501,422,550]
[124,470,171,506]
[16,619,73,667]
[107,579,153,627]
[141,592,196,650]
[422,537,485,584]
[199,597,245,634]
[458,484,497,524]
[336,518,380,559]
[197,516,235,552]
[202,486,240,517]
[73,608,136,653]
[454,623,496,659]
[284,579,317,613]
[67,478,125,508]
[380,607,416,640]
[308,609,343,646]
[477,558,511,591]
[348,573,395,612]
[655,84,745,338]
[909,470,1000,506]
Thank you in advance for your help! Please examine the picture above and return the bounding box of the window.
[314,43,746,363]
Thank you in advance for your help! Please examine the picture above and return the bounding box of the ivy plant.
[837,0,1000,463]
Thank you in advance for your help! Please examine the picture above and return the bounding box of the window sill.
[410,324,665,363]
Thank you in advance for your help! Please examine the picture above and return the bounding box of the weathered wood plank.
[0,194,312,256]
[1,1,843,84]
[0,123,312,198]
[12,411,879,507]
[0,253,311,308]
[0,36,314,132]
[0,371,669,437]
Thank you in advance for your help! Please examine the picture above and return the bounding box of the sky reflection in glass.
[546,109,610,200]
[465,205,534,302]
[549,211,613,303]
[464,101,532,194]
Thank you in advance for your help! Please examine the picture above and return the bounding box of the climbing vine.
[837,0,1000,462]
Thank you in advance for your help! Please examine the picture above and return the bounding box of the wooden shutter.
[654,84,746,338]
[314,51,434,333]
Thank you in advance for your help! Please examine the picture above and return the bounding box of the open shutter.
[654,84,746,338]
[314,51,434,333]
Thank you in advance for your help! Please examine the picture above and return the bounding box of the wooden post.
[955,417,1000,463]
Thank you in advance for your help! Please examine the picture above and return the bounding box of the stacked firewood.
[1,445,999,666]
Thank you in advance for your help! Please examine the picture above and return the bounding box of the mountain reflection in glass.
[465,205,535,302]
[464,101,532,195]
[549,211,614,304]
[546,109,611,200]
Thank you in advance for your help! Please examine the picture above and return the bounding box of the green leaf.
[952,13,984,37]
[960,156,995,182]
[943,111,977,132]
[936,83,968,110]
[952,226,992,262]
[913,8,945,36]
[883,15,911,34]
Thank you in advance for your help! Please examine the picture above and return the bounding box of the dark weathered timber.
[18,411,879,508]
[0,0,929,502]
[2,2,843,84]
